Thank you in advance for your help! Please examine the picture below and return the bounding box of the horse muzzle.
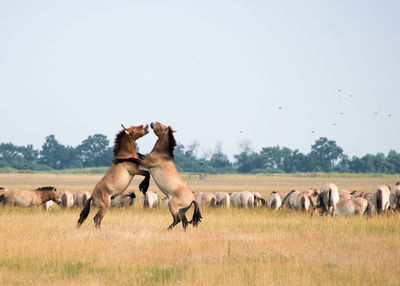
[55,199,62,205]
[144,124,149,133]
[150,122,155,129]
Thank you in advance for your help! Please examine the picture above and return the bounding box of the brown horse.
[0,186,61,207]
[131,122,202,230]
[77,124,150,228]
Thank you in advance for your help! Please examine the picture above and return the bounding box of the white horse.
[372,185,391,214]
[389,182,400,211]
[73,191,91,208]
[60,190,74,208]
[110,190,136,208]
[266,191,282,210]
[143,190,160,208]
[215,192,230,208]
[230,191,254,208]
[252,192,266,207]
[317,183,340,216]
[201,192,217,207]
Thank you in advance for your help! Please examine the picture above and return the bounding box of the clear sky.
[1,1,399,159]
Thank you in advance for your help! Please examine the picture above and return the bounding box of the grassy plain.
[0,173,399,285]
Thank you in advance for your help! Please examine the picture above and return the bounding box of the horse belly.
[150,168,178,197]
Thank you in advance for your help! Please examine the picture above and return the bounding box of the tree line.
[0,135,400,174]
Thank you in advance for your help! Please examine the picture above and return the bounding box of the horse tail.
[77,197,93,227]
[259,198,266,206]
[210,197,216,208]
[364,200,371,216]
[190,200,202,227]
[271,199,277,209]
[377,189,383,214]
[301,196,306,211]
[281,190,295,208]
[328,188,333,207]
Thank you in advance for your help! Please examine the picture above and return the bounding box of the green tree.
[39,135,80,169]
[310,137,343,172]
[76,134,113,167]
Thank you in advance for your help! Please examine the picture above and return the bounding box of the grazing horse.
[283,190,312,212]
[252,192,266,207]
[143,190,160,208]
[351,191,372,201]
[389,182,400,211]
[130,122,202,230]
[60,190,74,208]
[313,197,369,217]
[110,190,136,208]
[317,183,340,216]
[77,124,150,228]
[1,186,61,207]
[266,191,282,210]
[73,190,91,208]
[200,192,217,207]
[339,189,353,200]
[371,185,391,214]
[230,191,254,208]
[215,192,230,207]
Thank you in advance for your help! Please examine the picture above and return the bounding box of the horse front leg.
[137,169,150,194]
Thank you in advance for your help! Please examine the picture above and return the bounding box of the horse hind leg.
[93,195,110,229]
[167,201,181,231]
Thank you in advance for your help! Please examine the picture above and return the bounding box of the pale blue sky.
[1,1,399,159]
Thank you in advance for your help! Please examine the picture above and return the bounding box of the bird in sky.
[333,123,336,126]
[374,112,378,115]
[388,114,392,117]
[340,112,344,115]
[278,106,283,110]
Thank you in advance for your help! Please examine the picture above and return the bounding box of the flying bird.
[340,112,344,115]
[278,106,283,110]
[349,94,353,98]
[333,123,336,126]
[388,114,392,117]
[374,112,378,115]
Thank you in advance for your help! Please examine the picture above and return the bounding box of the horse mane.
[36,186,56,191]
[167,127,177,158]
[113,130,126,156]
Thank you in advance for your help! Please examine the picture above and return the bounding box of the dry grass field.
[1,173,400,285]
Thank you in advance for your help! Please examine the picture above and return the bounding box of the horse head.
[49,188,62,205]
[121,124,149,140]
[150,122,176,137]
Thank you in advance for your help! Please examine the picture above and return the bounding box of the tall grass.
[0,174,399,285]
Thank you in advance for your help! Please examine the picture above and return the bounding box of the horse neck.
[115,135,138,159]
[36,190,52,203]
[151,134,169,155]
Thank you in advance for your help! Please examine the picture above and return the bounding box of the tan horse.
[110,190,136,208]
[143,190,160,208]
[313,197,369,217]
[215,192,230,207]
[77,124,150,228]
[252,192,266,207]
[60,190,74,208]
[317,183,340,216]
[351,190,372,201]
[131,122,202,230]
[371,185,391,214]
[201,192,217,207]
[73,190,91,207]
[1,186,61,207]
[389,182,400,211]
[339,189,353,200]
[266,191,282,210]
[230,191,254,208]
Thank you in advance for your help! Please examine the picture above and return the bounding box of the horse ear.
[121,124,130,135]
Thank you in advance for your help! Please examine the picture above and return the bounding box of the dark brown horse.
[131,121,202,231]
[77,124,150,228]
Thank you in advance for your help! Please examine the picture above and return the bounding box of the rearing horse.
[132,121,202,231]
[77,124,150,228]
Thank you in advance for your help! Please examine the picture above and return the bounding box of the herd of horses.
[192,182,400,217]
[1,122,400,231]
